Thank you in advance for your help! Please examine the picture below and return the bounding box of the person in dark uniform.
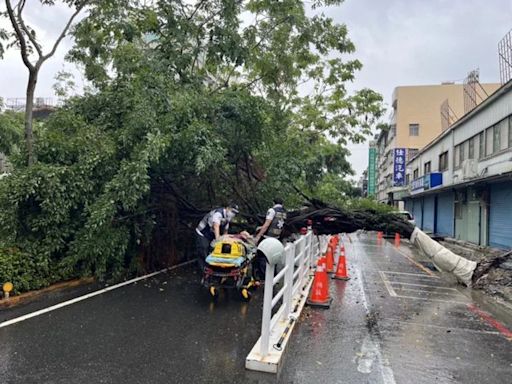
[253,198,287,281]
[195,202,239,271]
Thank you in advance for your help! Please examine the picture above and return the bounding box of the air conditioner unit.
[462,159,478,180]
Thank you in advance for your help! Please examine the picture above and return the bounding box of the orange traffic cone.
[307,256,332,308]
[394,232,400,247]
[325,245,335,273]
[333,248,350,280]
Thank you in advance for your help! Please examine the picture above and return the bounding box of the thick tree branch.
[5,0,34,71]
[42,3,86,62]
[16,0,43,58]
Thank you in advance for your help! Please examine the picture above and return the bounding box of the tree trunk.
[25,69,37,166]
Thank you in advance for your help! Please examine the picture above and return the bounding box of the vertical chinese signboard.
[368,147,377,197]
[393,148,406,186]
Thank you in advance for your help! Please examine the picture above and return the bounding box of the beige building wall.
[393,83,500,150]
[375,82,501,204]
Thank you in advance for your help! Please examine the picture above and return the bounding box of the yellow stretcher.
[202,236,257,301]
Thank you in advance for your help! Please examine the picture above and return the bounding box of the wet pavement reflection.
[1,234,511,383]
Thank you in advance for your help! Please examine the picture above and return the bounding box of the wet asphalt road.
[1,234,511,383]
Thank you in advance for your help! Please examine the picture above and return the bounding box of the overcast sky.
[1,0,512,180]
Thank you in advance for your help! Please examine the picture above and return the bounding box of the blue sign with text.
[393,148,406,186]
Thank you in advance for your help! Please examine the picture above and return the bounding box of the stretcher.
[201,234,258,301]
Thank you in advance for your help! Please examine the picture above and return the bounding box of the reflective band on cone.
[333,249,350,280]
[325,246,335,274]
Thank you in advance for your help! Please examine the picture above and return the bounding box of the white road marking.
[397,287,467,297]
[393,294,468,305]
[0,260,197,329]
[379,271,397,297]
[355,256,396,384]
[383,319,501,336]
[381,271,440,279]
[389,282,459,291]
[356,335,378,374]
[379,271,468,304]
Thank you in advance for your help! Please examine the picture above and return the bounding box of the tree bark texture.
[25,69,37,166]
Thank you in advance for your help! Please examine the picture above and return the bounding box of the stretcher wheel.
[209,286,219,300]
[240,288,252,302]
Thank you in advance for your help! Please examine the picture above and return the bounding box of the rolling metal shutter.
[489,182,512,249]
[436,192,454,236]
[423,196,435,232]
[413,198,423,229]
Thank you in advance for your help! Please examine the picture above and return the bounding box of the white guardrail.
[246,230,330,373]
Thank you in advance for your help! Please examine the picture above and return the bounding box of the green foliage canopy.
[0,0,384,292]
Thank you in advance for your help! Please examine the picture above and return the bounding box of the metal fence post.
[298,237,305,290]
[310,233,317,268]
[260,263,275,357]
[283,243,295,318]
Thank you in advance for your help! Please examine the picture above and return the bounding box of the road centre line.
[0,260,197,329]
[356,259,396,384]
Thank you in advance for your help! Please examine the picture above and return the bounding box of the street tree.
[0,0,386,292]
[1,0,87,165]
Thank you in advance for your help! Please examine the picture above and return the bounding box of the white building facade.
[405,81,512,249]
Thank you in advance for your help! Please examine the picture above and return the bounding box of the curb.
[0,277,95,309]
[245,275,314,373]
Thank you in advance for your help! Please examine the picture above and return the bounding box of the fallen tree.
[283,201,510,288]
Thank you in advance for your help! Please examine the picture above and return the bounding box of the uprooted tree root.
[472,250,512,288]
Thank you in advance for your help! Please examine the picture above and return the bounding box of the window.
[406,174,410,185]
[409,123,419,136]
[454,145,460,168]
[479,132,485,159]
[497,118,508,151]
[493,124,501,153]
[439,151,448,171]
[468,137,475,159]
[486,128,493,156]
[407,148,419,161]
[413,168,419,179]
[390,124,396,137]
[509,116,512,148]
[459,141,465,164]
[424,161,431,175]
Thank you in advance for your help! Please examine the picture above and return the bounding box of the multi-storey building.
[404,80,512,249]
[375,83,500,206]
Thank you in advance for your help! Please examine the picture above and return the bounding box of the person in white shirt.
[195,203,239,270]
[253,198,286,281]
